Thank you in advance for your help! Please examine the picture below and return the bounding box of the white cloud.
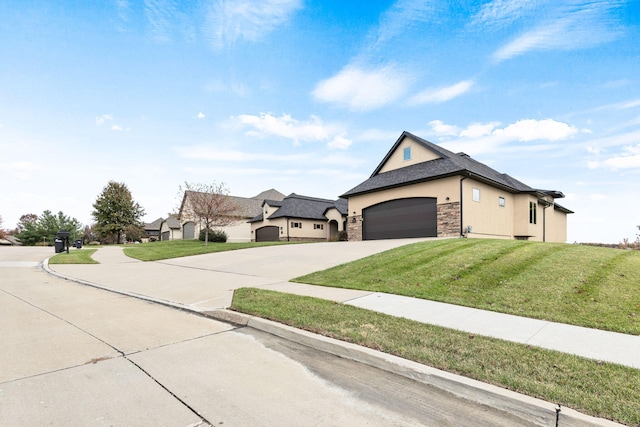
[590,194,608,201]
[111,125,123,131]
[410,80,474,105]
[95,114,113,126]
[491,1,624,62]
[234,113,351,149]
[472,0,541,28]
[327,135,352,150]
[428,120,460,136]
[433,118,579,155]
[460,122,500,138]
[493,119,578,141]
[204,0,302,49]
[373,0,438,46]
[589,143,640,170]
[312,64,413,111]
[197,112,205,119]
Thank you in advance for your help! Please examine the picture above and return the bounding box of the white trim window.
[499,196,505,207]
[472,188,481,202]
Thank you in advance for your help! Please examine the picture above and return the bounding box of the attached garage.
[255,226,280,242]
[363,197,437,240]
[183,222,196,239]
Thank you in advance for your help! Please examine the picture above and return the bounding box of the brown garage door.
[363,198,437,240]
[255,226,279,242]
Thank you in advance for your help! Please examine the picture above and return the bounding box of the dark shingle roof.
[341,131,561,198]
[249,194,347,222]
[145,217,164,231]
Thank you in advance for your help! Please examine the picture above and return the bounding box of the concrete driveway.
[48,239,429,312]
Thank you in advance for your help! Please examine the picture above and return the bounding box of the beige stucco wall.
[347,176,461,216]
[462,179,514,239]
[160,222,182,240]
[378,136,441,173]
[347,176,570,243]
[251,202,341,241]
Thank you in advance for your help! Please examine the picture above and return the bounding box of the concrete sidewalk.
[42,243,633,426]
[47,244,640,369]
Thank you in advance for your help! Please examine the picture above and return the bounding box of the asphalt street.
[1,247,536,426]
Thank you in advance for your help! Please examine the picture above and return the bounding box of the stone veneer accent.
[437,202,461,237]
[347,215,363,241]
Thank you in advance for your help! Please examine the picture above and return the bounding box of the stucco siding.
[378,136,442,173]
[462,179,514,239]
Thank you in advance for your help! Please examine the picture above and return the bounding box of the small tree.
[14,211,82,245]
[179,181,240,245]
[0,215,5,240]
[92,181,145,244]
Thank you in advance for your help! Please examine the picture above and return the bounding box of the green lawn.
[294,239,640,335]
[122,239,298,261]
[48,248,99,264]
[231,288,640,426]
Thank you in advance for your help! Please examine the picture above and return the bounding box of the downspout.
[286,217,290,242]
[460,175,468,237]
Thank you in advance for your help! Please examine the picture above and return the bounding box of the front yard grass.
[231,288,640,426]
[48,248,99,264]
[122,239,298,261]
[294,239,640,335]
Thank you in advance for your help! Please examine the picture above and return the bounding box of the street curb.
[42,261,622,427]
[205,309,623,427]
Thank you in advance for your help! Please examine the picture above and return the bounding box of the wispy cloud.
[410,80,474,105]
[233,113,352,149]
[588,143,640,170]
[203,0,302,50]
[490,0,625,62]
[372,0,438,47]
[95,114,113,126]
[312,64,413,111]
[472,0,542,28]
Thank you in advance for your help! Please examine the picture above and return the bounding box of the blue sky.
[1,0,639,243]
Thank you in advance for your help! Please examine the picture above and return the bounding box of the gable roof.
[252,189,286,201]
[341,131,565,200]
[180,188,285,220]
[250,193,347,223]
[145,217,164,231]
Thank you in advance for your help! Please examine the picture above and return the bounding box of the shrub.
[199,228,227,243]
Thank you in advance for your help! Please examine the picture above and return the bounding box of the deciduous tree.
[178,181,239,245]
[92,181,145,244]
[0,215,5,240]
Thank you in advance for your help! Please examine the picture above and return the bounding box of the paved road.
[1,247,535,426]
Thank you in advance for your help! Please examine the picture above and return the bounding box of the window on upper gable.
[499,197,505,207]
[403,146,411,161]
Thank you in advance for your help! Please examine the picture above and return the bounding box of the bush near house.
[199,228,227,243]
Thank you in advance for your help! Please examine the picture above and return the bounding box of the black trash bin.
[54,238,65,253]
[75,240,83,249]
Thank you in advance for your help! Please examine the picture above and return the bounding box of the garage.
[363,198,437,240]
[255,226,280,242]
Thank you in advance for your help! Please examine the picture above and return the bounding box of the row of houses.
[146,131,573,243]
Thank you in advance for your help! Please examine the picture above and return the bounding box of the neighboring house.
[341,131,573,242]
[160,215,181,241]
[179,189,285,242]
[143,217,163,242]
[249,193,348,242]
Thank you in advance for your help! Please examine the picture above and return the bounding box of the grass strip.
[231,288,640,426]
[122,239,298,261]
[48,249,99,264]
[294,239,640,335]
